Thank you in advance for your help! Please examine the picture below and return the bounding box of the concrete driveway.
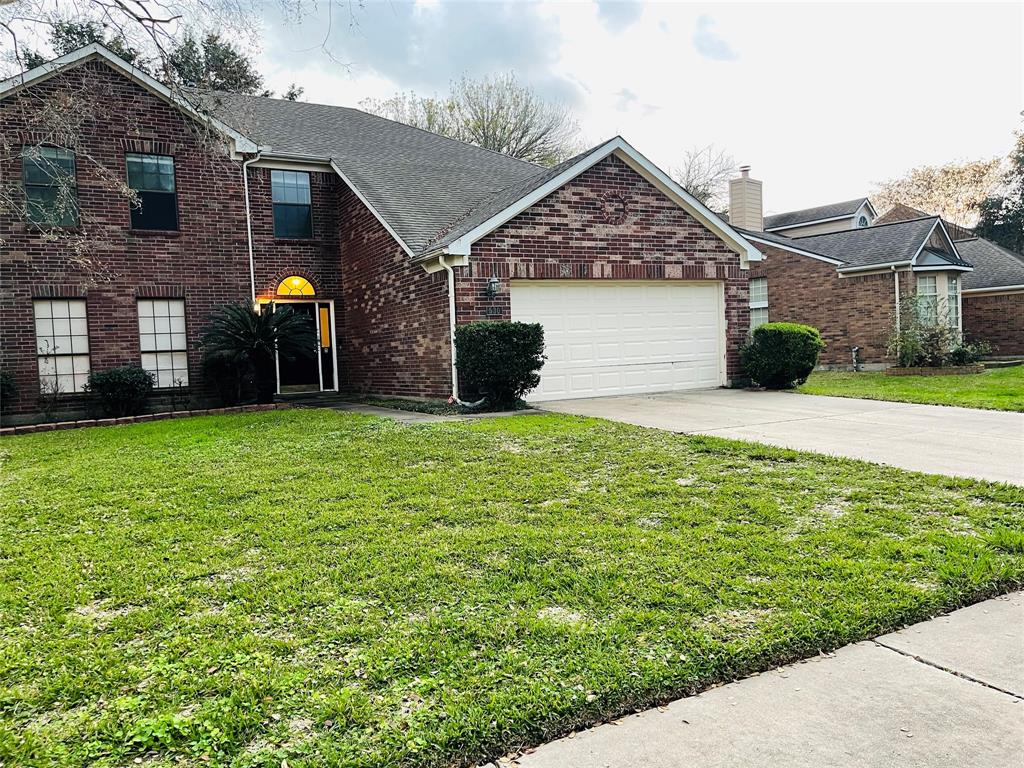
[538,389,1023,485]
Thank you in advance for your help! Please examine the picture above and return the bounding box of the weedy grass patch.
[1,410,1021,767]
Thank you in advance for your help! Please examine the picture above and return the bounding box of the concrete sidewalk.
[507,592,1023,768]
[538,389,1024,485]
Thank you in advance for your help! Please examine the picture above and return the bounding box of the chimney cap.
[739,164,751,178]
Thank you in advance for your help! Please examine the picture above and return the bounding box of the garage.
[509,280,726,401]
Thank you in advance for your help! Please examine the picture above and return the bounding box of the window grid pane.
[127,153,176,192]
[34,299,90,393]
[137,299,188,386]
[917,275,938,325]
[23,147,78,227]
[750,307,769,331]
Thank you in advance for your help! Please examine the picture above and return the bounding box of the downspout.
[892,266,901,335]
[242,150,263,303]
[438,254,486,408]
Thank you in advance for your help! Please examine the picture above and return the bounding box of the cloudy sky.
[257,1,1022,214]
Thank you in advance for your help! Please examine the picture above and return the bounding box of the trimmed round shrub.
[741,322,825,389]
[454,321,546,409]
[84,365,155,417]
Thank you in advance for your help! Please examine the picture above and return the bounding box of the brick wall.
[455,154,751,380]
[336,185,452,398]
[751,245,899,366]
[963,292,1024,356]
[0,61,343,419]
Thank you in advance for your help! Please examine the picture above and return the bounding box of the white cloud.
[692,15,738,61]
[259,1,1023,213]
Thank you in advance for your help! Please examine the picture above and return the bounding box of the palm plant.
[201,302,317,404]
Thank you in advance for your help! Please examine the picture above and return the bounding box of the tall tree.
[671,144,735,212]
[20,19,145,70]
[974,129,1024,253]
[871,158,1005,228]
[168,32,264,94]
[361,74,583,166]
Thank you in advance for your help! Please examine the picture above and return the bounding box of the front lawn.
[798,365,1024,411]
[1,411,1022,767]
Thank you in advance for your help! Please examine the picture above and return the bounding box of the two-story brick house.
[0,44,760,422]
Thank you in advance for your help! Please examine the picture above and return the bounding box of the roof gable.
[0,43,257,154]
[427,136,761,265]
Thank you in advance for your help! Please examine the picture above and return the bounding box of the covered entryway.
[510,280,725,401]
[268,276,338,394]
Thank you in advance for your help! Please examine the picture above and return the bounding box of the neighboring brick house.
[0,44,760,423]
[727,170,974,368]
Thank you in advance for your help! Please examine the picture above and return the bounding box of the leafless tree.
[670,144,735,212]
[361,73,585,166]
[872,158,1006,228]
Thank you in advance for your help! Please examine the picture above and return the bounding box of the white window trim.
[33,298,90,394]
[137,298,189,388]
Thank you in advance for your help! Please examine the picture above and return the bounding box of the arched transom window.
[277,276,315,296]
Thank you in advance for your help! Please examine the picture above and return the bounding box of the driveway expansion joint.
[873,639,1024,701]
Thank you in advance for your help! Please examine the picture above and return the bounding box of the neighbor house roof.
[764,198,874,231]
[954,238,1024,291]
[735,227,843,265]
[793,217,972,271]
[875,203,975,241]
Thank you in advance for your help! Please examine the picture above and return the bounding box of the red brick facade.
[963,292,1024,356]
[1,61,754,421]
[456,155,751,380]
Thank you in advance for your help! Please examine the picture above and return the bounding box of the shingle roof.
[734,227,838,261]
[424,142,612,251]
[875,203,975,241]
[764,198,870,231]
[955,238,1024,290]
[793,217,971,269]
[203,92,543,255]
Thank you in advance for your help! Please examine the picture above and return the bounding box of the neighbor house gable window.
[126,153,178,231]
[271,170,312,238]
[917,274,938,325]
[33,299,90,394]
[749,277,768,330]
[137,299,189,387]
[23,146,78,227]
[947,275,960,329]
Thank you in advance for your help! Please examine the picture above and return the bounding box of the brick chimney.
[728,165,763,231]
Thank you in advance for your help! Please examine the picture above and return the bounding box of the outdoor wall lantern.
[485,276,500,298]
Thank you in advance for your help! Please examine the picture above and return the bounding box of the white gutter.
[838,260,911,274]
[242,151,263,302]
[962,284,1024,295]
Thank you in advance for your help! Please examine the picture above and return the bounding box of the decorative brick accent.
[963,292,1024,356]
[456,154,751,381]
[0,403,291,436]
[886,365,984,376]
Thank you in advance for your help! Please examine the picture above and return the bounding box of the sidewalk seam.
[873,639,1024,701]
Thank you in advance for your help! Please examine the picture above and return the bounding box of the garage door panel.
[510,280,724,401]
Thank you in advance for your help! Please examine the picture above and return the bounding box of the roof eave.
[962,284,1024,295]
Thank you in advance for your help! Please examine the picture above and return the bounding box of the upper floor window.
[749,277,768,331]
[917,274,938,326]
[126,153,178,231]
[271,170,312,238]
[857,215,869,228]
[34,299,90,394]
[23,147,78,227]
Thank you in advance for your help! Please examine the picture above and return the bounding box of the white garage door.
[510,280,725,401]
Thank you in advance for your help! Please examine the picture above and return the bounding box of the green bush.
[84,365,155,417]
[454,321,545,409]
[0,371,16,412]
[946,340,992,366]
[741,322,825,389]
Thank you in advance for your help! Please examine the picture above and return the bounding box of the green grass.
[1,411,1022,767]
[798,366,1024,411]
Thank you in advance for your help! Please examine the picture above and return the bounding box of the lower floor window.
[34,299,90,393]
[137,299,189,387]
[749,277,768,331]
